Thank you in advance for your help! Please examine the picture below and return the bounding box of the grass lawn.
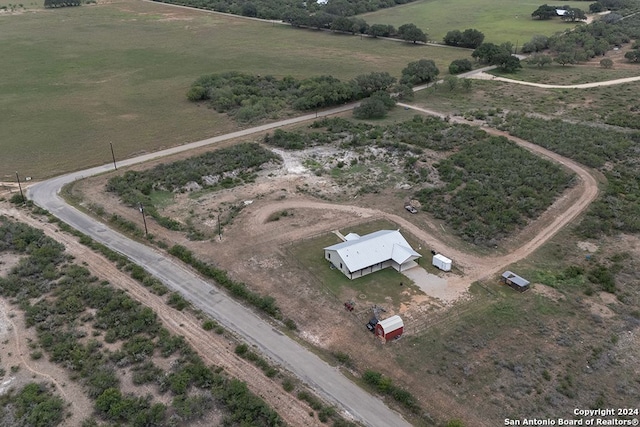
[358,0,590,45]
[0,0,469,179]
[492,63,640,84]
[412,76,640,127]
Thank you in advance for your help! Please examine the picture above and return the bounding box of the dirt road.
[467,70,640,88]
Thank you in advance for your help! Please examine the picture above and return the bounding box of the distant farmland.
[0,0,470,179]
[358,0,591,45]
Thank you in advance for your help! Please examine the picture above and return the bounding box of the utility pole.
[15,171,24,203]
[139,203,148,236]
[217,213,222,241]
[110,142,117,170]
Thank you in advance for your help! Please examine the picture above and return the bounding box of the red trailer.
[375,315,404,341]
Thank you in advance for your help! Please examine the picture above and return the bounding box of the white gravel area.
[402,266,462,303]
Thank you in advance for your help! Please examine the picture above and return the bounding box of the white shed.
[432,254,452,272]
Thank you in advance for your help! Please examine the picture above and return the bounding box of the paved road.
[27,104,411,427]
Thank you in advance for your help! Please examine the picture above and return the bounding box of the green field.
[0,0,469,180]
[358,0,591,45]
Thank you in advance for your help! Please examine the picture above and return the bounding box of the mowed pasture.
[358,0,591,45]
[0,0,468,180]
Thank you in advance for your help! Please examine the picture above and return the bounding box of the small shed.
[375,315,404,341]
[432,254,452,272]
[501,271,530,292]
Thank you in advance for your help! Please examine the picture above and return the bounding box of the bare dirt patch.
[532,283,565,302]
[0,253,22,278]
[577,240,599,252]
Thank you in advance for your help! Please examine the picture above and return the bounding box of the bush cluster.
[494,114,640,239]
[106,142,279,231]
[0,218,284,426]
[362,370,420,412]
[415,136,574,246]
[0,383,65,427]
[169,245,280,317]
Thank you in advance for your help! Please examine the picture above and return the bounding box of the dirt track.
[240,105,600,303]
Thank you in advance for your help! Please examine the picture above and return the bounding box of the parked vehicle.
[405,205,418,214]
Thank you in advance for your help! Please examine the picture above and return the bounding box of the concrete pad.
[402,265,458,303]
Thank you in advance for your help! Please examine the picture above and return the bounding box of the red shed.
[375,315,404,341]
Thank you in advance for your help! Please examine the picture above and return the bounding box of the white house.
[324,230,421,280]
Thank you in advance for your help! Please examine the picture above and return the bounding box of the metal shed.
[432,254,452,272]
[501,271,530,292]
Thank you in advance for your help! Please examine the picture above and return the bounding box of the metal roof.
[502,270,530,287]
[324,230,421,273]
[378,315,404,332]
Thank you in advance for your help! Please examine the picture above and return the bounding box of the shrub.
[202,319,215,331]
[282,378,295,392]
[448,59,473,74]
[353,98,388,119]
[167,292,189,311]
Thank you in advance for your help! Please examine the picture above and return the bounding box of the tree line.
[187,64,441,122]
[519,11,640,65]
[44,0,82,7]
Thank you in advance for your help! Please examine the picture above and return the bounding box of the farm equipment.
[344,300,355,311]
[366,304,386,332]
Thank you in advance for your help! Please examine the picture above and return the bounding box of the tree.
[444,75,458,91]
[461,78,473,92]
[460,29,485,48]
[444,29,484,48]
[624,50,640,63]
[398,23,427,44]
[400,59,439,86]
[241,2,257,17]
[307,12,333,29]
[555,51,577,66]
[393,83,414,101]
[531,4,558,20]
[351,18,369,35]
[351,72,396,98]
[472,43,509,64]
[527,53,552,67]
[561,7,587,21]
[589,2,604,12]
[521,35,549,53]
[600,58,614,68]
[494,54,522,72]
[353,98,388,119]
[367,24,393,38]
[448,58,473,74]
[293,76,355,110]
[601,12,623,23]
[330,16,354,33]
[443,30,462,46]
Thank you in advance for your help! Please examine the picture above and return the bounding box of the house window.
[328,253,331,259]
[340,263,342,269]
